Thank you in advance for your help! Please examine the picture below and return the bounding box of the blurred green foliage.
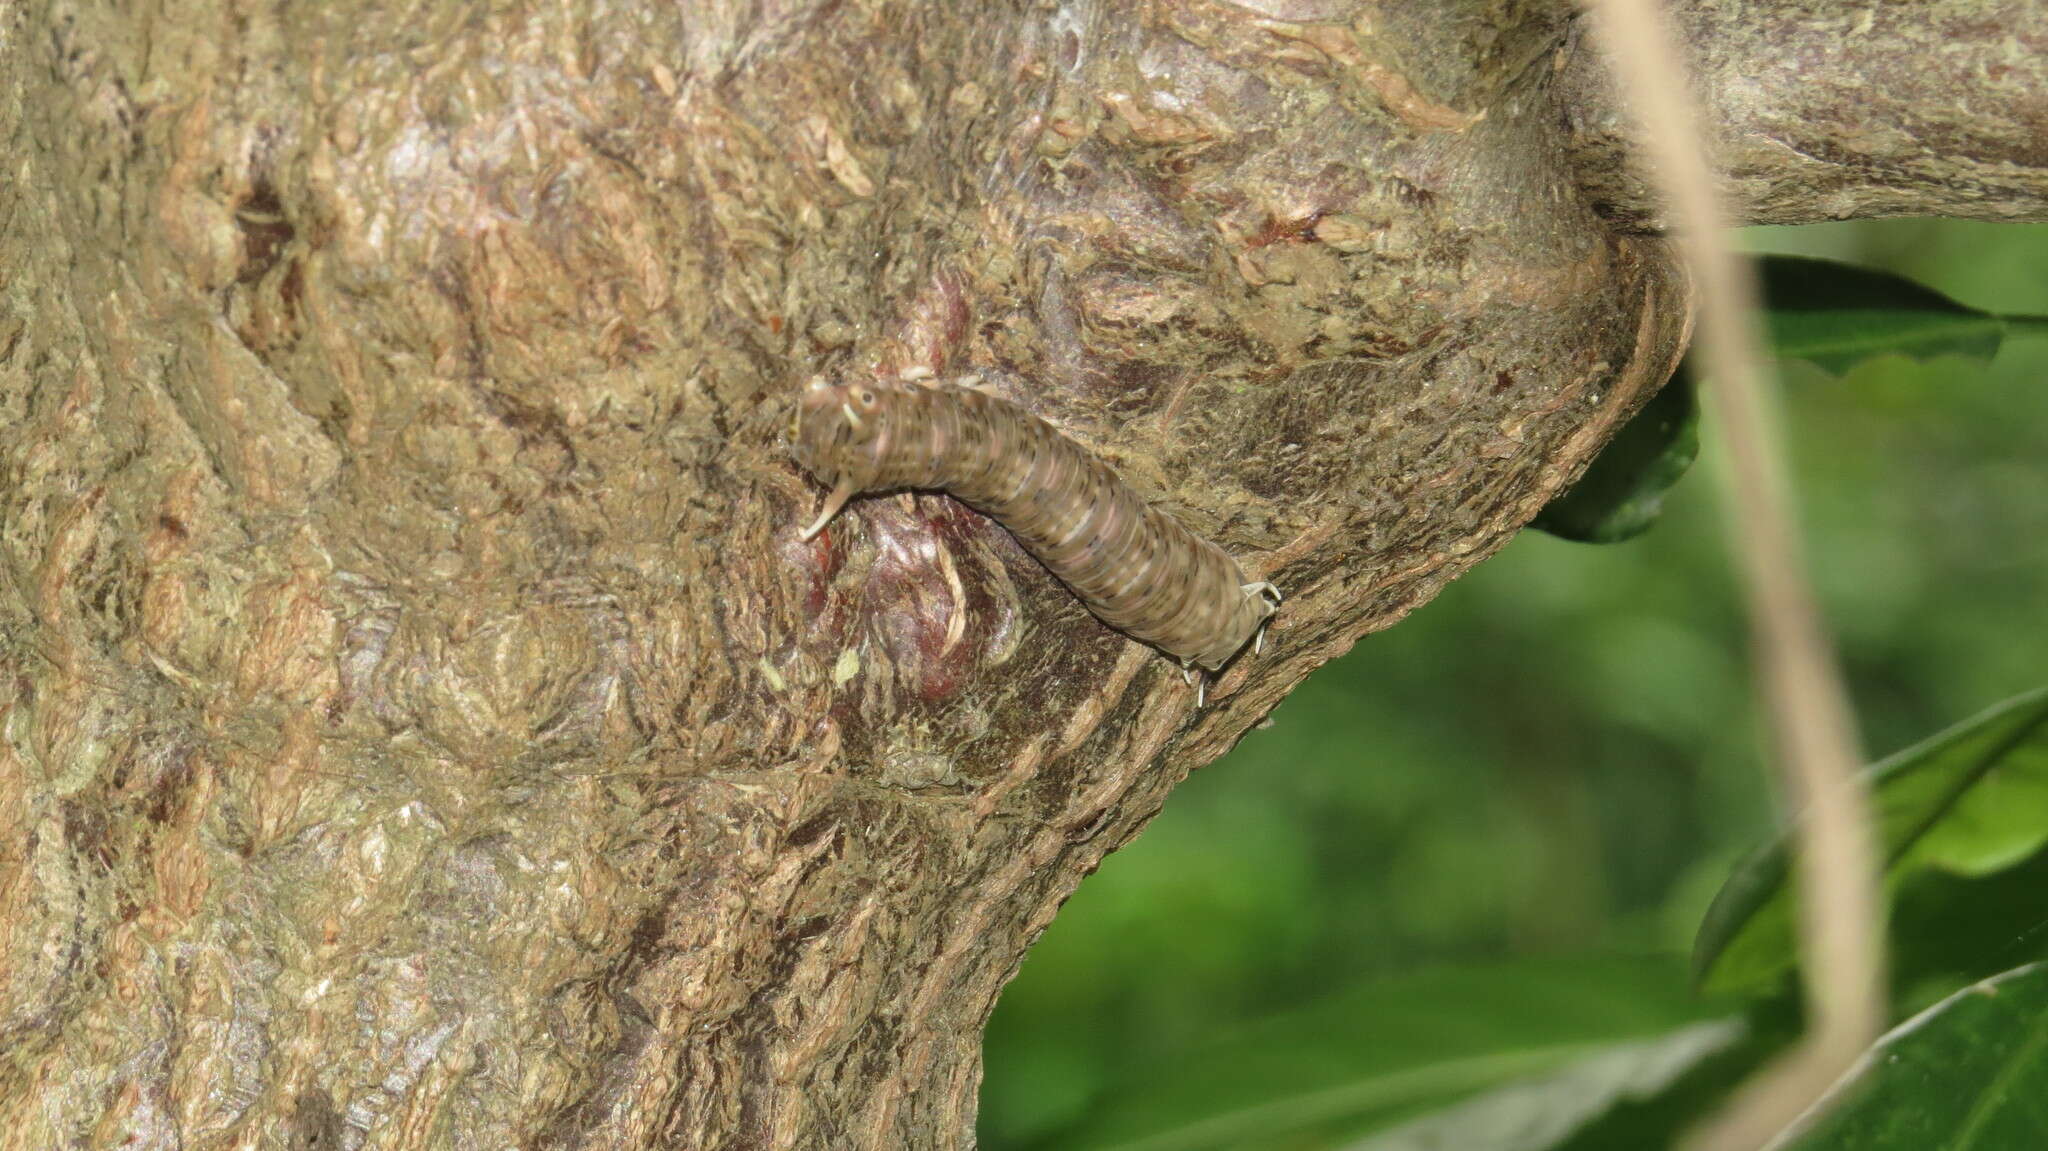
[1695,686,2048,998]
[1049,956,1741,1151]
[1778,963,2048,1151]
[980,219,2048,1150]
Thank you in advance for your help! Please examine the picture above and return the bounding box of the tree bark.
[0,1,2039,1148]
[1563,0,2048,227]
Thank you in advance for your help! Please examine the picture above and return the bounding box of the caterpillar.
[788,374,1280,700]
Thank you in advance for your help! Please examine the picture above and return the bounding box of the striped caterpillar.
[789,374,1280,701]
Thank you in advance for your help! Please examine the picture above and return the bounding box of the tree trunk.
[0,1,2041,1147]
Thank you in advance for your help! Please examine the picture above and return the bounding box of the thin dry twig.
[1582,3,1888,1149]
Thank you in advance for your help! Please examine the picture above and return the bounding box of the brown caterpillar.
[789,374,1280,698]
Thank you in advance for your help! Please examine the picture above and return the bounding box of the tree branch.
[1563,0,2048,226]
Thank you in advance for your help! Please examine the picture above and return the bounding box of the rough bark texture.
[0,1,2039,1148]
[1564,0,2048,227]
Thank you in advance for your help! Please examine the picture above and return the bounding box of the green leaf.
[1756,255,2048,374]
[1778,962,2048,1150]
[1535,256,2048,544]
[1552,1007,1797,1151]
[1694,686,2048,996]
[1337,1019,1741,1151]
[1532,371,1699,543]
[1045,956,1738,1151]
[1884,845,2048,1018]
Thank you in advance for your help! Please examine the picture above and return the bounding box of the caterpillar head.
[789,376,894,539]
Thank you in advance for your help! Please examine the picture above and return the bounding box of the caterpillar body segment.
[789,376,1280,679]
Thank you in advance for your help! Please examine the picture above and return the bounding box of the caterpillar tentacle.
[799,478,859,541]
[1245,582,1283,656]
[789,375,1281,679]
